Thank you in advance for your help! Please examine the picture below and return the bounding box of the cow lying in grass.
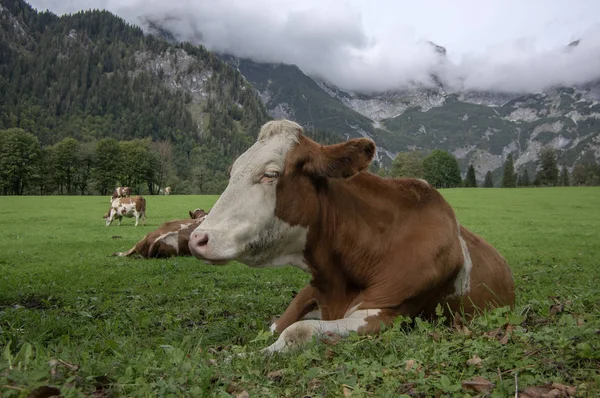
[188,119,515,354]
[104,196,146,227]
[113,209,208,258]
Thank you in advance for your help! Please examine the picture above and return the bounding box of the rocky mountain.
[219,42,600,182]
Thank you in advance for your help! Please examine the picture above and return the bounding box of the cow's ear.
[301,138,375,179]
[189,210,194,219]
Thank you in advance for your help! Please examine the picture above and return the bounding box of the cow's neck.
[302,172,401,319]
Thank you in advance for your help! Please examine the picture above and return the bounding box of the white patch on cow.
[150,232,179,254]
[189,120,308,268]
[269,307,321,335]
[303,309,322,320]
[262,309,381,354]
[344,302,364,317]
[453,232,473,296]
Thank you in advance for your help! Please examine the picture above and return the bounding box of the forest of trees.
[387,146,600,188]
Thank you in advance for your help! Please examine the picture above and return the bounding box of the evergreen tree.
[484,171,493,188]
[537,148,559,186]
[390,152,424,178]
[571,163,586,186]
[464,164,477,187]
[559,165,570,187]
[422,150,462,188]
[501,154,516,188]
[521,169,530,187]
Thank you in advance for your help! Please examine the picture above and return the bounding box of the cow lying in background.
[113,210,208,258]
[110,186,132,203]
[189,208,207,219]
[104,196,146,227]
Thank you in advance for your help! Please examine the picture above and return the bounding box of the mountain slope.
[220,56,396,165]
[0,0,272,192]
[222,51,600,181]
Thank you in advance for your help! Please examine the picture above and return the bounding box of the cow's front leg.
[262,308,389,354]
[270,284,318,334]
[117,216,122,226]
[134,212,139,226]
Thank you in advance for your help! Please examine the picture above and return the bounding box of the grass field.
[1,188,599,397]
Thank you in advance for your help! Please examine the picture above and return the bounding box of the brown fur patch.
[272,127,514,332]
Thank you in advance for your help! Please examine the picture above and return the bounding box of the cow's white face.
[188,121,308,270]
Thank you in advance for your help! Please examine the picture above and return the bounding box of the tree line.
[386,146,600,188]
[498,148,600,188]
[0,128,175,196]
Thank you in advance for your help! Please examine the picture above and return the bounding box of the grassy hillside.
[1,189,598,396]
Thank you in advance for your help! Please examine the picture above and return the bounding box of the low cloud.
[28,0,600,94]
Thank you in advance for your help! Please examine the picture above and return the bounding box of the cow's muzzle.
[188,231,229,265]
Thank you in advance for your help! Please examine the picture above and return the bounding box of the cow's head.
[189,209,207,219]
[188,119,375,269]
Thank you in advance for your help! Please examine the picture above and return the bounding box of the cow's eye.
[260,170,279,184]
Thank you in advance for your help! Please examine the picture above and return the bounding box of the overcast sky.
[27,0,600,93]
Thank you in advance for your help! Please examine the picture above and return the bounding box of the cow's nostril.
[194,233,209,247]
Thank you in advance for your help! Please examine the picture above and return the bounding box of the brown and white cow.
[164,187,172,195]
[104,196,146,227]
[110,186,132,203]
[114,211,208,258]
[188,119,515,354]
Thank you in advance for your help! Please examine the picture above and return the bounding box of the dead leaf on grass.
[342,385,353,396]
[235,391,250,398]
[466,355,483,367]
[461,376,495,393]
[396,382,416,396]
[266,370,283,381]
[487,322,515,344]
[520,382,577,397]
[405,359,416,371]
[549,304,564,316]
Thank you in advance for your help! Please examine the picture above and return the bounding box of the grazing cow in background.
[188,119,515,354]
[110,186,132,203]
[189,208,207,219]
[104,196,146,227]
[165,187,172,195]
[114,211,208,258]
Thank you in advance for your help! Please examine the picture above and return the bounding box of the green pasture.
[0,188,599,397]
